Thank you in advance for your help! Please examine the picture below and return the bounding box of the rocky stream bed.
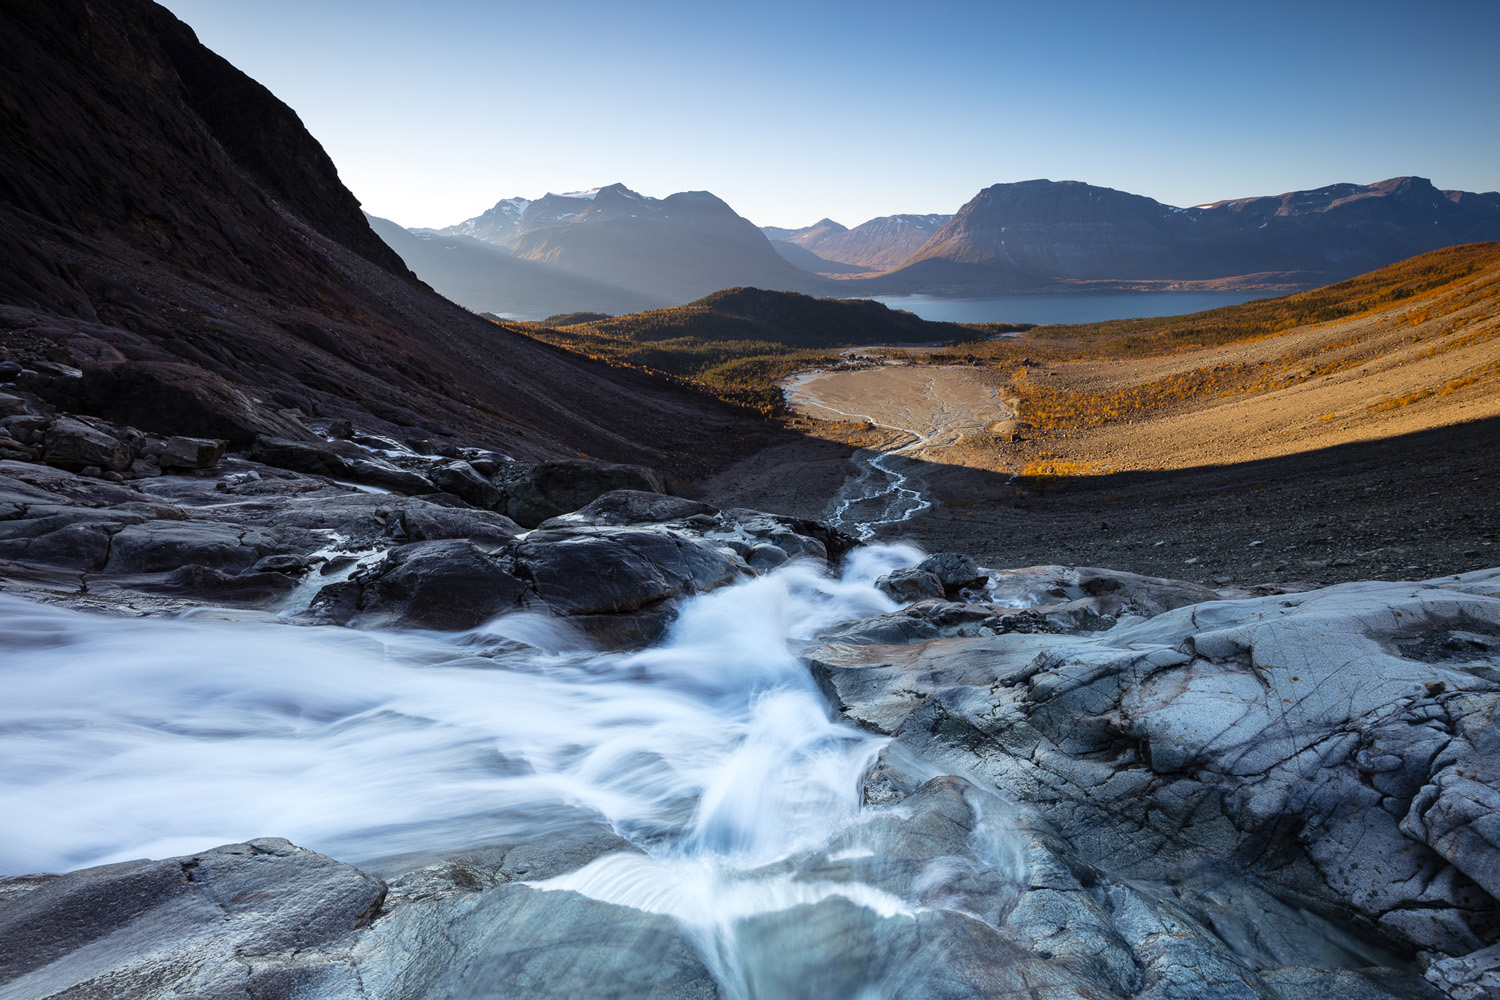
[1,383,1498,999]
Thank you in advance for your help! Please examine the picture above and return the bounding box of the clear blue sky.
[158,0,1500,230]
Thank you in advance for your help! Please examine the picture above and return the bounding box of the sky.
[158,0,1500,231]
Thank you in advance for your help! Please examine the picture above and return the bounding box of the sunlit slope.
[930,242,1500,473]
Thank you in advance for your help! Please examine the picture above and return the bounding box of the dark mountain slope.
[884,178,1500,293]
[0,0,767,472]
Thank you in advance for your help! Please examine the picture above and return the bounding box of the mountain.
[399,183,834,317]
[765,215,952,271]
[765,218,848,246]
[368,214,660,318]
[767,240,872,275]
[889,177,1500,292]
[0,0,762,470]
[431,196,531,244]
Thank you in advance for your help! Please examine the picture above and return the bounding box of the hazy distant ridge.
[383,175,1500,316]
[764,214,952,271]
[894,176,1500,289]
[390,183,829,318]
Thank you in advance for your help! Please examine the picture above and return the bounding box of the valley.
[2,2,1499,999]
[702,243,1500,590]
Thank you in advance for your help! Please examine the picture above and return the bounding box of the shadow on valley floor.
[908,415,1500,587]
[706,416,1500,589]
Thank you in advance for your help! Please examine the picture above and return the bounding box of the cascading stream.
[0,542,1032,997]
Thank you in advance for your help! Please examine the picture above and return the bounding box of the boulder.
[540,489,716,528]
[0,435,35,461]
[148,564,301,602]
[394,504,522,544]
[0,839,385,999]
[492,459,669,528]
[914,552,988,597]
[350,539,528,629]
[158,435,225,471]
[987,564,1220,617]
[721,508,857,564]
[0,391,32,417]
[875,567,946,603]
[511,527,746,616]
[2,413,51,444]
[104,522,286,575]
[428,459,503,510]
[250,437,434,495]
[42,417,134,472]
[0,505,137,573]
[352,884,718,1000]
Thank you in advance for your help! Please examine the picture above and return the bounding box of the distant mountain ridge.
[767,214,953,271]
[388,176,1500,316]
[433,196,530,244]
[890,176,1500,291]
[386,183,829,318]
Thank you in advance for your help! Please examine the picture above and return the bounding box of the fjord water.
[0,544,1025,995]
[872,290,1266,324]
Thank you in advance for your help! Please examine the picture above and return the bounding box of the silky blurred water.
[1,542,1044,998]
[0,545,925,876]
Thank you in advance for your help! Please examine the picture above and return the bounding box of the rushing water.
[872,290,1268,325]
[0,548,927,876]
[0,536,1034,992]
[1,542,1036,993]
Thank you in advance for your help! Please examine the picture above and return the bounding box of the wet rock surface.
[0,397,1493,1000]
[0,830,718,1000]
[0,775,1454,1000]
[0,407,850,643]
[808,566,1500,995]
[0,838,385,1000]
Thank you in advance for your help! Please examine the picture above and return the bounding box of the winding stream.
[782,365,1013,540]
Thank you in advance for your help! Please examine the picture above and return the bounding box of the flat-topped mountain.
[890,177,1500,291]
[766,214,952,271]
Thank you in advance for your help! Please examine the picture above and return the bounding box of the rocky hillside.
[0,0,765,475]
[889,177,1500,292]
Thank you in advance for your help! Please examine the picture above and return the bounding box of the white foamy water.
[1,542,1046,997]
[0,545,924,876]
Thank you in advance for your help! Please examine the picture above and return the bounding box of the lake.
[870,290,1270,325]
